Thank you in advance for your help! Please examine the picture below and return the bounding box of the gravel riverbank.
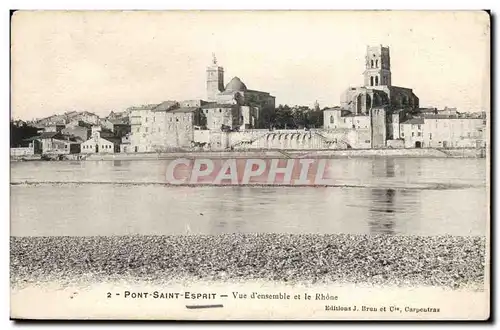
[10,234,485,289]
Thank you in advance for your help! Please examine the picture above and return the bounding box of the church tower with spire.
[206,53,225,102]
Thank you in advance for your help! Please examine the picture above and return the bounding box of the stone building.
[81,129,121,154]
[205,55,276,130]
[38,132,81,155]
[126,101,206,152]
[398,114,486,149]
[61,125,90,142]
[324,45,420,148]
[339,46,419,116]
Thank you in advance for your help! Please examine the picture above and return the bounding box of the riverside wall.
[84,147,486,161]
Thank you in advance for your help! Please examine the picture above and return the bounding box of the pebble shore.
[10,234,485,289]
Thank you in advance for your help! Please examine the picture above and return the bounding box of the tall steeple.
[363,45,392,87]
[206,53,224,102]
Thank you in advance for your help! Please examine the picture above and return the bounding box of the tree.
[10,121,39,147]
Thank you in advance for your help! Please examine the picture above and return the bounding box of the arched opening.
[356,94,363,114]
[373,93,381,107]
[403,96,409,107]
[366,94,372,111]
[370,76,374,86]
[330,115,334,124]
[376,59,379,68]
[371,60,374,68]
[375,76,379,86]
[415,141,422,148]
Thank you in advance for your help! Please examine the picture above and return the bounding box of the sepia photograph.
[9,10,490,320]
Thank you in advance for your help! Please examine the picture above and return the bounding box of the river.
[10,157,488,237]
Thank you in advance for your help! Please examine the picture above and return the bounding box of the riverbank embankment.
[10,147,486,162]
[85,147,485,161]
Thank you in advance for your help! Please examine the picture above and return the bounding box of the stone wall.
[370,107,387,148]
[10,147,34,157]
[387,139,405,149]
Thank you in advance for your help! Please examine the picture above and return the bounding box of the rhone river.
[10,157,488,237]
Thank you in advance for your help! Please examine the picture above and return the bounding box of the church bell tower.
[364,45,391,87]
[206,53,224,102]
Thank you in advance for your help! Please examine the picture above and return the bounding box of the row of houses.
[11,116,130,158]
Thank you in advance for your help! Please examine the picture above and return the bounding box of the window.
[417,132,421,137]
[343,118,346,123]
[412,132,415,137]
[376,59,379,68]
[370,76,374,86]
[418,125,421,130]
[371,60,374,68]
[145,127,148,133]
[467,132,471,138]
[145,118,148,123]
[176,118,179,122]
[330,116,334,124]
[429,133,432,140]
[401,132,404,137]
[375,76,379,86]
[219,109,222,113]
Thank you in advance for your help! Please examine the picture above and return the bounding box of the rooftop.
[152,101,179,112]
[401,118,424,125]
[225,77,247,93]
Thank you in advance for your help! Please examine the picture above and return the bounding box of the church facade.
[204,54,276,130]
[324,45,419,148]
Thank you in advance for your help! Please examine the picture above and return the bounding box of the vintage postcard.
[10,10,490,320]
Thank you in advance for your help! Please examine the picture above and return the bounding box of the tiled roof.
[401,118,424,125]
[128,104,159,111]
[39,132,60,139]
[152,101,179,111]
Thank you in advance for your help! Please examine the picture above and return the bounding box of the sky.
[11,10,490,120]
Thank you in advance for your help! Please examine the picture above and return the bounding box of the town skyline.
[11,11,490,120]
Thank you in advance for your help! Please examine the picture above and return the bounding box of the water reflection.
[368,159,396,234]
[10,158,487,237]
[368,188,396,235]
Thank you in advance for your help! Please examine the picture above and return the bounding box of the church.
[203,54,276,130]
[324,45,420,148]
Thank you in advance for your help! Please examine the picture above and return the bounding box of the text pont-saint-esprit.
[122,291,217,299]
[119,291,339,301]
